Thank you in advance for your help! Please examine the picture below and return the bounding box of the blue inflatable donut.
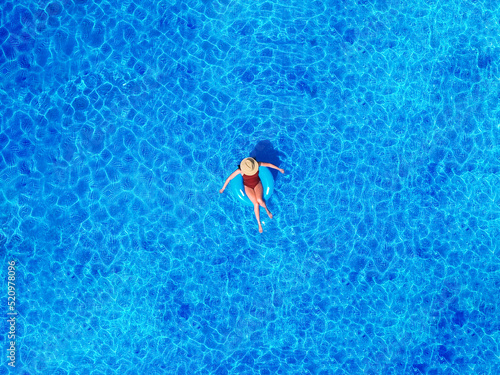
[229,166,274,206]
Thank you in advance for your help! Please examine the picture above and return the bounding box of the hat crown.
[241,157,258,174]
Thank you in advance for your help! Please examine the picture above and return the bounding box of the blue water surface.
[1,0,499,374]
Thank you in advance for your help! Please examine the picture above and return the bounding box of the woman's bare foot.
[266,210,273,219]
[259,225,263,233]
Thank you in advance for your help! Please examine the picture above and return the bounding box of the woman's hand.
[219,188,224,194]
[279,168,285,174]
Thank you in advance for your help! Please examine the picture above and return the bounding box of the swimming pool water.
[1,0,499,373]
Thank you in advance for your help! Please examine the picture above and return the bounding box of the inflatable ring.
[229,166,274,206]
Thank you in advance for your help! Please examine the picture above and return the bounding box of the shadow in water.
[250,140,285,180]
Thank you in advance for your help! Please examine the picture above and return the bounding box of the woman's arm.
[259,162,284,174]
[219,169,241,193]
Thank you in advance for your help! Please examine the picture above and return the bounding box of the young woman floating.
[220,157,284,233]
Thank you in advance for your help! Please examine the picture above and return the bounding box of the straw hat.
[240,157,258,175]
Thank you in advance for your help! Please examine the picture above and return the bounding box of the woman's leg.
[254,182,273,219]
[244,185,263,233]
